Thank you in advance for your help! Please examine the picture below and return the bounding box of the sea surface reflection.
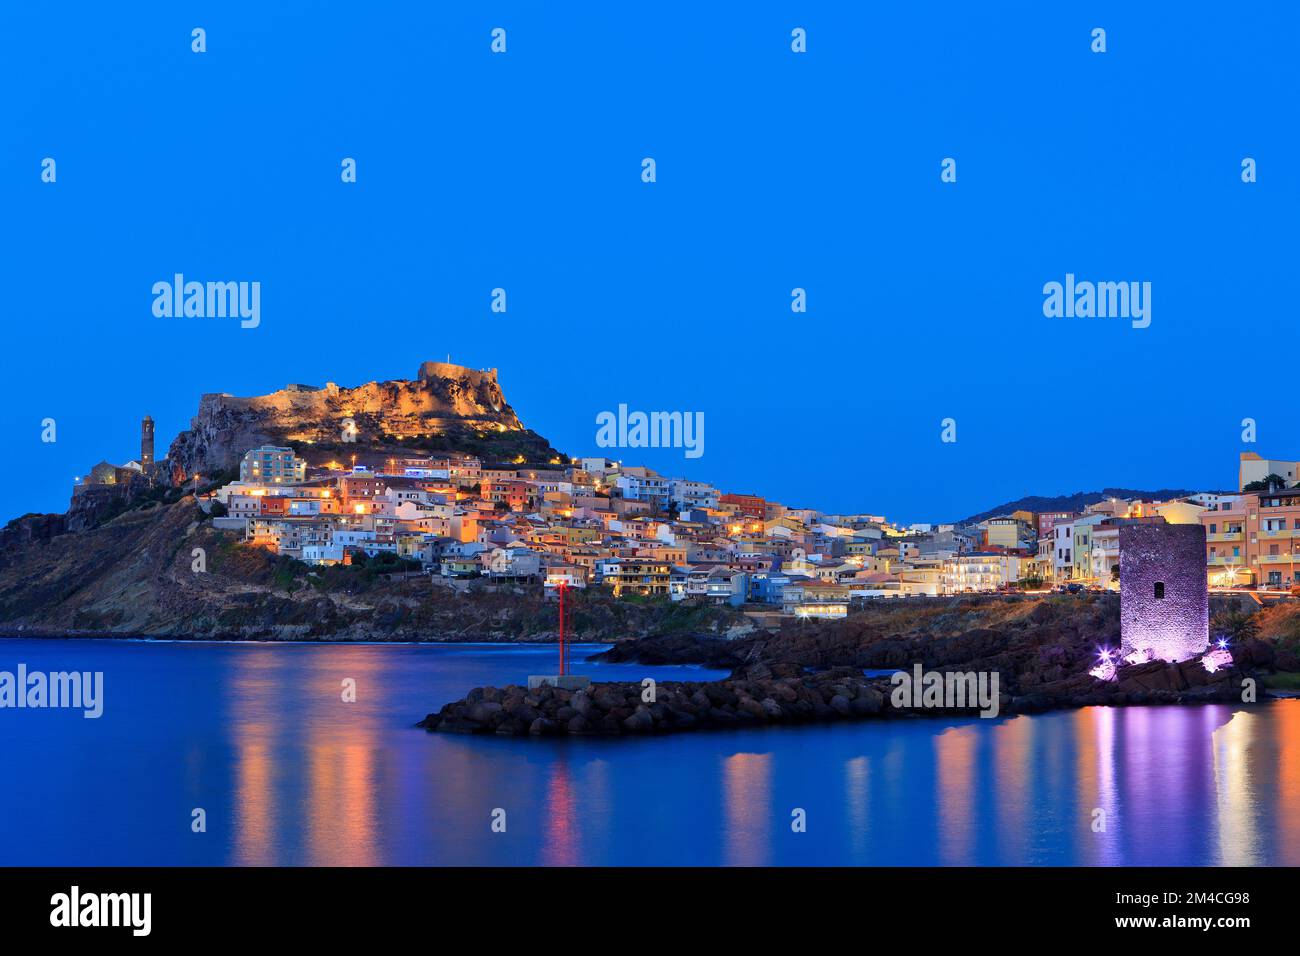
[0,639,1294,865]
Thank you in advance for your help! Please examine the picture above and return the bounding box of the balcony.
[1258,552,1299,564]
[1207,556,1247,566]
[1206,532,1244,542]
[1260,528,1298,539]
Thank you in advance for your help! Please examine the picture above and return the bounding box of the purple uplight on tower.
[1201,645,1234,673]
[1089,647,1118,682]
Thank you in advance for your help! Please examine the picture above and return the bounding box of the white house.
[302,544,345,565]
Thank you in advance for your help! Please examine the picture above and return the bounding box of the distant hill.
[959,488,1222,526]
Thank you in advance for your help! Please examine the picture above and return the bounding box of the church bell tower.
[141,415,155,467]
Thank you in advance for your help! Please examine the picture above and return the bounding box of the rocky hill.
[166,361,562,479]
[0,360,683,640]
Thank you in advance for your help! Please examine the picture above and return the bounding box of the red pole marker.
[558,581,567,676]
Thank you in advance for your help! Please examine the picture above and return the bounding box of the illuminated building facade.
[239,446,306,484]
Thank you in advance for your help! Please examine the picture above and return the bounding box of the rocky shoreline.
[418,657,1260,738]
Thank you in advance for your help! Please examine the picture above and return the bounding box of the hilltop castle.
[417,361,497,384]
[165,363,530,478]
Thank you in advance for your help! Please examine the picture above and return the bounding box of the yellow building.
[1125,500,1205,525]
[1152,501,1205,525]
[605,561,672,597]
[636,546,687,565]
[985,517,1023,549]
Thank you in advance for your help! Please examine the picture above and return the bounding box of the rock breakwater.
[418,657,1255,738]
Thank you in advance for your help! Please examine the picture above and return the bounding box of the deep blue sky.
[3,3,1296,525]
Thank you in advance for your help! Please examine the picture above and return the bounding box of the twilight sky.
[2,3,1296,525]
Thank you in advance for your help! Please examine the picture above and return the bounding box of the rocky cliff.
[0,513,67,568]
[167,362,559,478]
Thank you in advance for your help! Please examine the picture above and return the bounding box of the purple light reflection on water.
[0,639,1296,866]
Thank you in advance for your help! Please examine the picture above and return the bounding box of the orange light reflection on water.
[722,751,772,867]
[935,725,977,865]
[230,647,385,866]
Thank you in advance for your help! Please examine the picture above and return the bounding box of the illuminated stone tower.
[1119,522,1208,664]
[141,415,155,467]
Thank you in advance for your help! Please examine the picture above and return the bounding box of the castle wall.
[417,361,497,385]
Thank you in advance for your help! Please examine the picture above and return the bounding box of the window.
[1154,582,1165,600]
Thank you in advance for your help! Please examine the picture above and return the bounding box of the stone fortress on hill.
[167,361,524,478]
[65,362,560,530]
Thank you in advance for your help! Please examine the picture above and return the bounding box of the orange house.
[1202,488,1300,589]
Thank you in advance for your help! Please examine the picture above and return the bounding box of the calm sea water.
[0,639,1296,866]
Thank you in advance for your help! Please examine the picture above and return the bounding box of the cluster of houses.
[1030,453,1300,594]
[206,446,1300,618]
